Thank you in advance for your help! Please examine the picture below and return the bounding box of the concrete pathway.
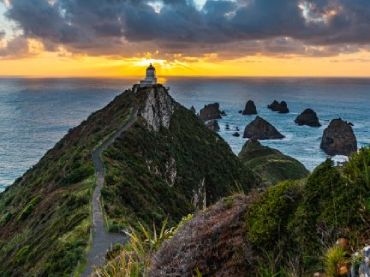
[82,110,137,276]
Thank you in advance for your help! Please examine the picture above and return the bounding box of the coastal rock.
[242,100,257,115]
[141,86,175,132]
[268,100,279,111]
[243,116,285,140]
[149,194,255,276]
[295,108,321,127]
[239,139,309,185]
[268,100,289,113]
[165,157,177,187]
[199,103,222,121]
[278,101,289,113]
[232,132,240,137]
[320,118,357,156]
[192,178,207,211]
[205,120,220,132]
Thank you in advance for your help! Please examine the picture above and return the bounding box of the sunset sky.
[0,0,370,77]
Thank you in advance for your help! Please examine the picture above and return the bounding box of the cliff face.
[0,84,258,276]
[140,85,174,131]
[101,85,259,231]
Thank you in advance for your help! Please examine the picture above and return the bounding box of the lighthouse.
[140,64,158,87]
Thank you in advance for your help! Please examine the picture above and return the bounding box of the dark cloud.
[2,0,370,58]
[0,36,29,58]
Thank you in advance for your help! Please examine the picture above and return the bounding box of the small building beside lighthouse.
[140,64,157,87]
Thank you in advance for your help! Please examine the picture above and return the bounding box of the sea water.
[0,77,369,191]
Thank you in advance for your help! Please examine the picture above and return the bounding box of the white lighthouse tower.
[140,64,157,87]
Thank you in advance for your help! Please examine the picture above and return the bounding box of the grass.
[239,140,309,186]
[0,86,255,275]
[94,218,179,277]
[247,180,303,248]
[101,93,258,231]
[324,246,348,277]
[245,148,370,274]
[0,90,136,275]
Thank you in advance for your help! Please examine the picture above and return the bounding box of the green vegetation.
[3,80,368,276]
[0,90,137,275]
[95,216,192,277]
[0,86,258,275]
[324,246,348,277]
[246,148,370,275]
[247,180,303,248]
[239,139,309,185]
[0,178,94,276]
[102,100,258,231]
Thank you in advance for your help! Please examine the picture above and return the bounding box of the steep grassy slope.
[0,90,137,276]
[239,139,309,185]
[0,84,259,276]
[142,148,370,276]
[101,86,259,231]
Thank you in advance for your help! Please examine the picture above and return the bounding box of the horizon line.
[1,75,370,79]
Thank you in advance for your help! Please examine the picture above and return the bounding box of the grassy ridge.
[239,139,309,186]
[0,90,136,276]
[0,86,259,276]
[101,101,259,231]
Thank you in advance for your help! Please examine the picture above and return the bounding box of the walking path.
[82,110,137,276]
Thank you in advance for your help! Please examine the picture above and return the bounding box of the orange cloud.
[0,50,370,77]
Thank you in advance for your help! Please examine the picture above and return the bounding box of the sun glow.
[134,58,167,67]
[0,49,370,78]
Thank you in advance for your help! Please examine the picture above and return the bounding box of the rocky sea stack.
[268,100,289,113]
[190,106,196,114]
[199,103,222,121]
[205,120,220,132]
[321,118,357,156]
[239,139,309,185]
[295,108,321,127]
[243,116,285,140]
[242,100,257,115]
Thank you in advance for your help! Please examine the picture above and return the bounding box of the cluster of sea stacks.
[267,100,289,113]
[196,99,357,156]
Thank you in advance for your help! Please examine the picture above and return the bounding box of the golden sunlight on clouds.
[0,50,370,78]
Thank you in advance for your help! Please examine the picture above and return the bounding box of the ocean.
[0,77,369,192]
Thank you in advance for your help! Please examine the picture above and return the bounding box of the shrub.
[324,246,347,277]
[17,196,42,221]
[95,218,176,276]
[0,212,12,226]
[247,181,302,248]
[63,164,94,185]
